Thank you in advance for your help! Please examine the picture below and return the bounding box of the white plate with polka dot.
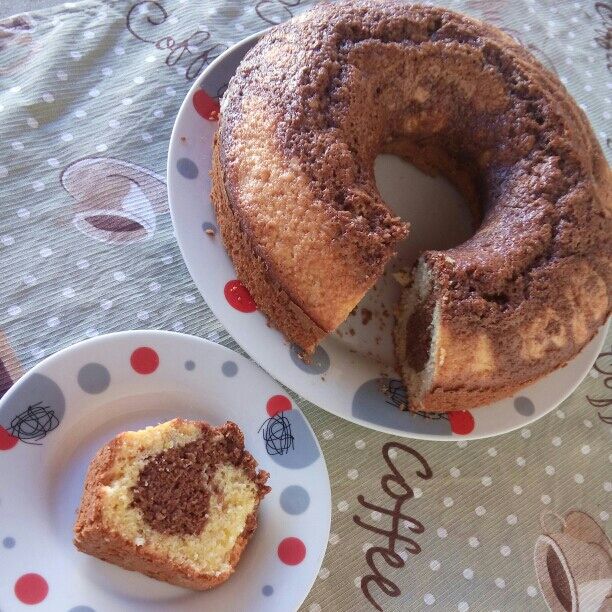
[168,31,609,441]
[0,330,330,611]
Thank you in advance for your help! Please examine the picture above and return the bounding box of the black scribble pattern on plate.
[259,412,295,456]
[9,401,59,445]
[381,378,446,420]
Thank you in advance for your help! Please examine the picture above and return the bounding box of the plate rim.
[167,32,610,441]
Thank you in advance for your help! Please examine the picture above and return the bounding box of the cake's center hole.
[374,154,474,269]
[131,435,224,536]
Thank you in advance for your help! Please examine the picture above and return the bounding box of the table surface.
[0,1,610,611]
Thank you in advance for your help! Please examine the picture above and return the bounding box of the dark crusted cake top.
[220,0,611,332]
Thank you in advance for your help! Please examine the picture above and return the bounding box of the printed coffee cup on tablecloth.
[534,510,612,612]
[61,157,166,244]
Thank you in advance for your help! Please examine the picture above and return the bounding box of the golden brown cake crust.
[213,0,611,409]
[73,420,269,590]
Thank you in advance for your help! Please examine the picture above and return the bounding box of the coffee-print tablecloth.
[0,1,610,611]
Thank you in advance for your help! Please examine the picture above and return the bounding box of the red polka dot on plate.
[14,573,48,605]
[448,410,475,435]
[0,426,18,451]
[130,346,159,375]
[278,537,306,565]
[193,89,220,121]
[224,280,256,313]
[267,395,292,417]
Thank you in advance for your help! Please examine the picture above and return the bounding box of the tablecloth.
[0,1,611,610]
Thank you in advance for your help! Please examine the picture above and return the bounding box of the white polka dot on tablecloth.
[355,439,365,449]
[23,274,37,286]
[437,527,447,539]
[153,108,164,118]
[556,409,565,419]
[102,67,113,77]
[475,506,486,516]
[70,50,82,59]
[42,92,54,103]
[46,317,60,328]
[134,76,145,84]
[161,255,173,265]
[56,69,68,80]
[74,109,87,118]
[31,347,46,360]
[574,473,584,484]
[329,533,339,545]
[89,88,100,97]
[62,287,75,298]
[26,117,39,128]
[541,495,551,505]
[318,567,329,580]
[388,448,397,458]
[347,469,358,480]
[100,299,113,310]
[545,465,555,476]
[10,85,21,93]
[32,180,45,192]
[172,321,184,331]
[108,119,120,129]
[354,577,362,588]
[444,497,454,508]
[337,500,348,512]
[96,144,108,152]
[322,429,334,440]
[481,476,492,486]
[604,481,611,492]
[521,428,531,439]
[166,86,176,97]
[506,514,518,525]
[142,132,152,142]
[552,437,562,446]
[47,158,59,168]
[1,235,14,245]
[0,165,7,178]
[8,305,21,317]
[362,542,372,552]
[468,536,479,549]
[113,271,126,282]
[40,247,53,258]
[487,447,497,457]
[456,440,468,448]
[527,586,538,597]
[581,445,591,455]
[500,545,511,557]
[85,328,98,338]
[114,46,125,55]
[495,578,506,589]
[309,604,321,612]
[12,141,24,151]
[148,281,160,292]
[600,511,609,521]
[463,568,474,580]
[458,602,469,612]
[122,98,133,106]
[450,467,460,478]
[516,456,526,467]
[430,560,441,571]
[413,487,423,498]
[137,310,149,321]
[424,594,435,606]
[61,133,73,142]
[370,511,382,521]
[145,55,156,63]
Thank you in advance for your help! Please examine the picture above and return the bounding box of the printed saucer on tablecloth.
[167,31,609,441]
[0,331,330,612]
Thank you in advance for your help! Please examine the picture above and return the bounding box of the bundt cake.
[211,1,611,411]
[74,419,270,590]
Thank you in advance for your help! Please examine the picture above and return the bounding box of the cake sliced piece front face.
[74,419,270,590]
